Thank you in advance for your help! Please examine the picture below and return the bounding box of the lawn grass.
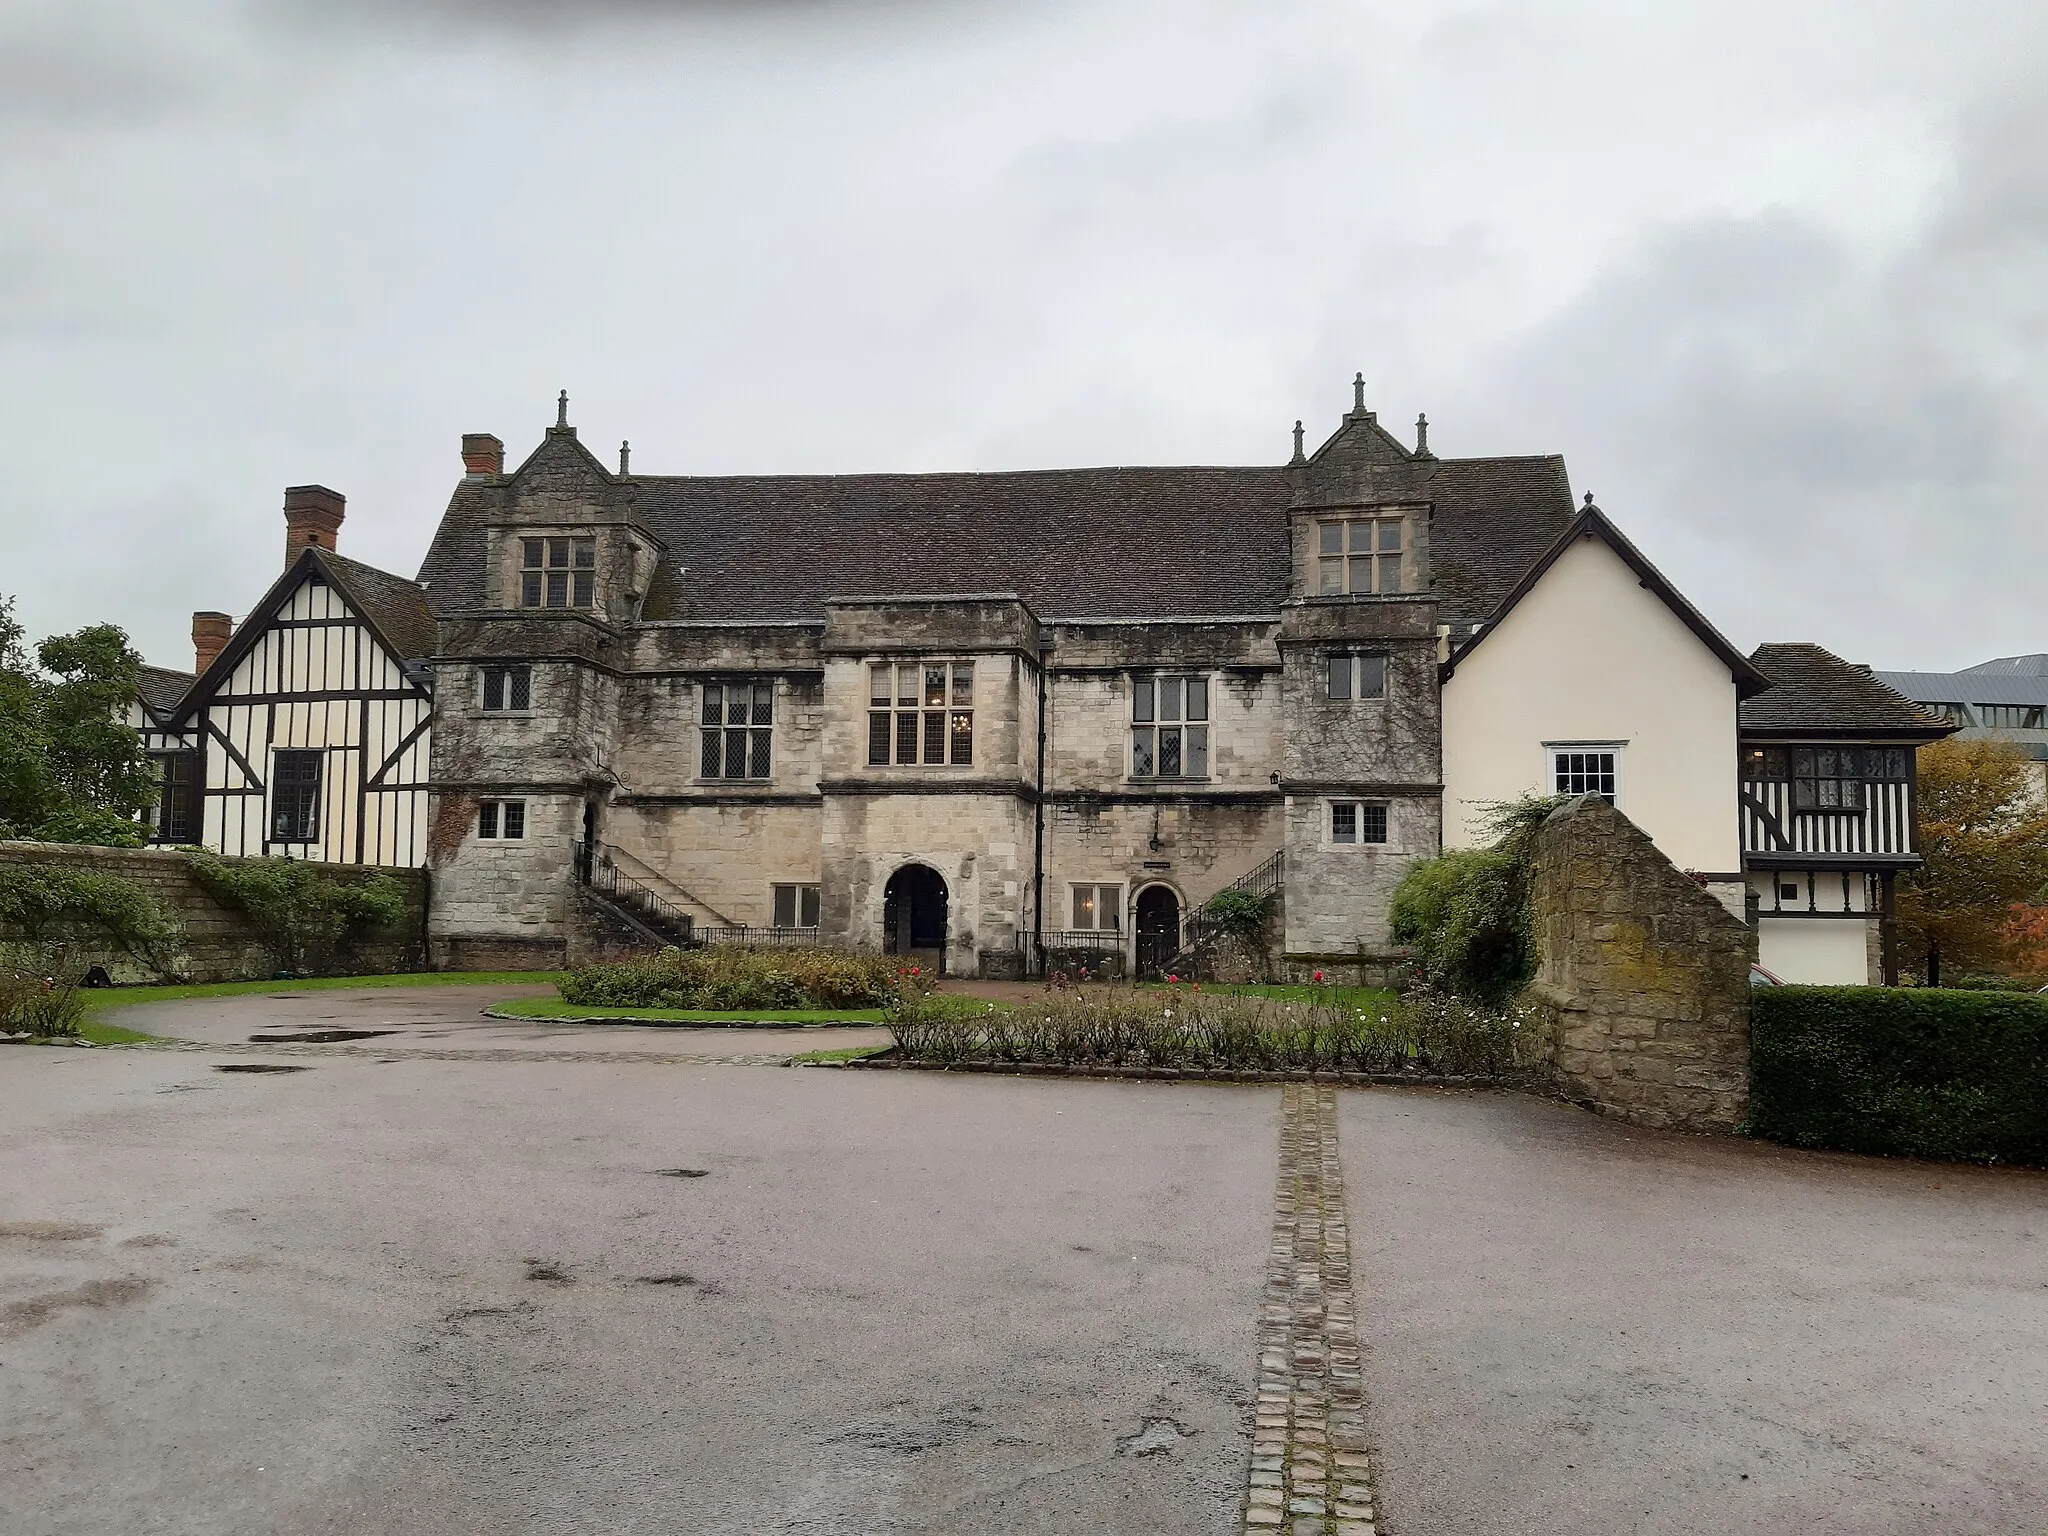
[791,1043,894,1064]
[487,997,886,1025]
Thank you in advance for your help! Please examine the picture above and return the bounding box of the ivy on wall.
[0,861,182,977]
[188,854,410,975]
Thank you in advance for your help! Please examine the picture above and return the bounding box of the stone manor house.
[131,381,1953,985]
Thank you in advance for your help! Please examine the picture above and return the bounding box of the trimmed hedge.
[1749,986,2048,1165]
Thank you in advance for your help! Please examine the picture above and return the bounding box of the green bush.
[0,968,85,1036]
[0,861,182,975]
[888,985,1522,1077]
[561,946,905,1011]
[1388,848,1532,1004]
[1749,986,2048,1165]
[189,854,411,974]
[1202,886,1271,938]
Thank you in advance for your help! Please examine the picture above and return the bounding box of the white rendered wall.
[1758,918,1873,985]
[1441,535,1740,874]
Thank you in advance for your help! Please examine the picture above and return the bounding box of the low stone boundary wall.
[1521,797,1750,1132]
[0,840,427,983]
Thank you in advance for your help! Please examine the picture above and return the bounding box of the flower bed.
[888,985,1520,1078]
[559,946,912,1012]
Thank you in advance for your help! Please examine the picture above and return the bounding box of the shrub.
[1387,794,1557,1005]
[0,967,85,1036]
[887,985,1521,1077]
[560,946,905,1011]
[0,861,182,975]
[1749,986,2048,1165]
[1202,886,1271,938]
[189,854,411,975]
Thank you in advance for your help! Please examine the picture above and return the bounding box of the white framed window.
[1132,673,1209,778]
[701,680,773,780]
[520,537,596,609]
[771,883,820,928]
[1549,743,1623,803]
[1326,652,1387,701]
[1069,884,1123,932]
[1330,801,1389,845]
[481,664,532,713]
[868,661,974,767]
[1317,517,1405,595]
[478,799,526,840]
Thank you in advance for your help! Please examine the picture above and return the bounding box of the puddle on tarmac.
[214,1064,312,1074]
[247,1029,399,1044]
[653,1168,711,1178]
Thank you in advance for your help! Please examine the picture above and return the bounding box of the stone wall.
[1523,796,1751,1133]
[0,839,427,983]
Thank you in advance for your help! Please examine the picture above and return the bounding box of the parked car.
[1749,963,1783,987]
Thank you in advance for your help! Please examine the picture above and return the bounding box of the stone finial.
[1352,372,1366,412]
[1584,490,1595,507]
[557,390,569,429]
[1415,413,1430,457]
[1290,420,1306,465]
[619,439,631,476]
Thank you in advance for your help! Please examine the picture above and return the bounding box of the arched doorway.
[1134,885,1182,980]
[882,864,949,974]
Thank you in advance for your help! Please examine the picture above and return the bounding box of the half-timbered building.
[1738,643,1953,984]
[136,487,436,866]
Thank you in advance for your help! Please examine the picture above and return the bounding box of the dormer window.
[521,537,595,609]
[1317,517,1404,595]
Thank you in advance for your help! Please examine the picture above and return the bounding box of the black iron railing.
[693,926,820,949]
[583,843,696,949]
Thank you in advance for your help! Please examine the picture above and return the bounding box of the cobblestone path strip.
[1246,1084,1378,1535]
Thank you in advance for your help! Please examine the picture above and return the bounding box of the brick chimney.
[462,433,505,478]
[283,485,345,567]
[193,611,233,675]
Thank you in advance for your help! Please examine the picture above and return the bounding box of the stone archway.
[882,863,949,975]
[1134,884,1182,980]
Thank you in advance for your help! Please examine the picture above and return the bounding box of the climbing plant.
[189,854,409,974]
[0,861,182,976]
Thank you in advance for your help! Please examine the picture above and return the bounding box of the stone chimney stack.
[461,433,505,478]
[283,485,346,567]
[192,611,233,675]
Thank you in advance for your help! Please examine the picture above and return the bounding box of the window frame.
[152,750,198,843]
[1130,671,1211,780]
[1069,883,1124,933]
[476,798,526,841]
[519,536,597,610]
[1325,651,1389,702]
[1315,516,1406,596]
[866,659,975,769]
[771,883,821,928]
[268,749,324,845]
[1548,742,1623,804]
[1328,800,1390,847]
[698,678,775,782]
[480,664,533,714]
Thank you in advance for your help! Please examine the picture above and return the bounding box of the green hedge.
[1749,986,2048,1165]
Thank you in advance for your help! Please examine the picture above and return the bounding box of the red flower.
[1167,973,1179,984]
[1313,970,1326,983]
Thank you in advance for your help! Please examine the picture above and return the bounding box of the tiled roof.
[321,551,437,662]
[135,665,195,717]
[1743,643,1953,736]
[415,446,1578,628]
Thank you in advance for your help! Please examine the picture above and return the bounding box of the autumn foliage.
[1897,738,2048,981]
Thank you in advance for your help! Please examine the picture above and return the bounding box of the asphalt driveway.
[1343,1088,2048,1536]
[4,986,2045,1534]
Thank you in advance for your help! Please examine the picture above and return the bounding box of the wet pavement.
[1342,1088,2048,1536]
[1,998,1272,1535]
[3,986,2044,1534]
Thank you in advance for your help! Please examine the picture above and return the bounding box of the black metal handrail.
[584,843,696,948]
[1229,849,1284,902]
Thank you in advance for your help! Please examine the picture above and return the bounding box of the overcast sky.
[3,0,2043,674]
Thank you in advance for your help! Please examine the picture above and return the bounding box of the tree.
[1898,737,2048,981]
[0,595,157,847]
